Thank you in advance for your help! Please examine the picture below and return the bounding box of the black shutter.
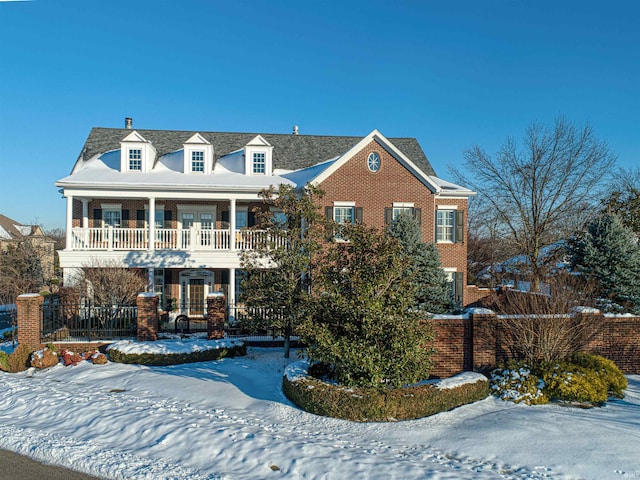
[164,210,172,222]
[325,207,333,220]
[248,211,256,227]
[136,210,145,228]
[221,211,229,222]
[413,208,422,225]
[456,210,465,243]
[122,209,129,227]
[384,208,393,225]
[93,208,102,228]
[355,207,363,224]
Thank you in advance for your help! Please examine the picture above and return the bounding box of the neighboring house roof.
[73,127,437,176]
[0,214,46,242]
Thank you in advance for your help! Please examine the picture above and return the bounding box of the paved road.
[0,449,105,480]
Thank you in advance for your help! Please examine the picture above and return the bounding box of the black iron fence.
[226,305,291,341]
[41,302,137,342]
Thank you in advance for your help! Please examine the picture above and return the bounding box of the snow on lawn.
[0,343,639,480]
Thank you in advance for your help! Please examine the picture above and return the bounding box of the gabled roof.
[75,127,437,176]
[0,214,45,241]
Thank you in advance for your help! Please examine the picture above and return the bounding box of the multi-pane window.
[103,209,121,227]
[181,213,195,229]
[154,269,165,309]
[392,206,413,220]
[128,149,142,170]
[436,210,455,242]
[252,152,266,174]
[200,213,213,229]
[191,150,204,172]
[334,206,354,225]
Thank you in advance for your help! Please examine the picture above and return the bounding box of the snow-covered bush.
[490,363,547,405]
[491,353,626,407]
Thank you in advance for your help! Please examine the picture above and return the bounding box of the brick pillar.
[16,293,43,347]
[137,293,158,341]
[470,309,498,373]
[207,292,226,340]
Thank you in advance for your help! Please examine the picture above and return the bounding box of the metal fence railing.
[41,302,137,342]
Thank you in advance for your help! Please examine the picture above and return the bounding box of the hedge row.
[107,343,246,366]
[283,372,489,422]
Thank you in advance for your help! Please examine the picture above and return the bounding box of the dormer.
[244,135,273,176]
[183,133,214,174]
[119,131,156,173]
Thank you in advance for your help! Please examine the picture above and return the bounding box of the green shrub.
[283,370,489,422]
[570,352,627,398]
[108,343,246,366]
[0,351,9,372]
[541,364,608,405]
[7,344,35,373]
[491,354,627,407]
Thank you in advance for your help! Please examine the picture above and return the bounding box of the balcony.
[69,227,284,252]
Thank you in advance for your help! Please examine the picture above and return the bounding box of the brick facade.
[16,293,43,347]
[137,293,159,341]
[316,139,470,304]
[428,311,640,378]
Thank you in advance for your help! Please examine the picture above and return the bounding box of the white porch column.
[228,268,236,323]
[230,198,237,251]
[148,268,155,293]
[81,199,89,228]
[148,197,156,251]
[65,194,74,250]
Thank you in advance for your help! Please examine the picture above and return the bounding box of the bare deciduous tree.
[72,260,147,305]
[452,117,616,290]
[485,275,601,363]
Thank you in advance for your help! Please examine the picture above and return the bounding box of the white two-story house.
[56,119,474,314]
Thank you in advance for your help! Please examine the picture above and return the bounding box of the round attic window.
[367,152,381,172]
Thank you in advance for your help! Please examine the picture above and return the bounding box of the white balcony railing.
[69,227,286,252]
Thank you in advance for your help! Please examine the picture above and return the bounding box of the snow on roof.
[14,225,32,236]
[281,157,339,187]
[0,225,10,240]
[428,176,475,195]
[59,149,297,191]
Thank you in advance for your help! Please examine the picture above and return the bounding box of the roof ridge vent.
[125,117,133,129]
[293,125,299,135]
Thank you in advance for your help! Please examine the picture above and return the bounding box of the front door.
[189,279,205,315]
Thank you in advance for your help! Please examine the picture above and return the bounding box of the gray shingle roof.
[79,127,437,176]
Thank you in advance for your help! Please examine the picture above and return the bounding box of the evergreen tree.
[240,184,327,358]
[302,223,434,388]
[388,212,453,313]
[567,213,640,312]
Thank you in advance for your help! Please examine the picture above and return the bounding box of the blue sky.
[0,0,638,230]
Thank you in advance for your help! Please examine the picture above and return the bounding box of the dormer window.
[244,135,273,176]
[183,133,213,174]
[120,131,156,173]
[128,149,142,171]
[191,150,205,172]
[252,152,266,174]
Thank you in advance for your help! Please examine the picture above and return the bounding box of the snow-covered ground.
[0,339,639,480]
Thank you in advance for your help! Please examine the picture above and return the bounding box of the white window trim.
[437,205,458,210]
[244,136,273,176]
[177,205,217,229]
[101,203,122,210]
[333,201,356,207]
[393,202,414,208]
[436,209,456,243]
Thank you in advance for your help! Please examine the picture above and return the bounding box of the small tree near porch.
[240,184,327,358]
